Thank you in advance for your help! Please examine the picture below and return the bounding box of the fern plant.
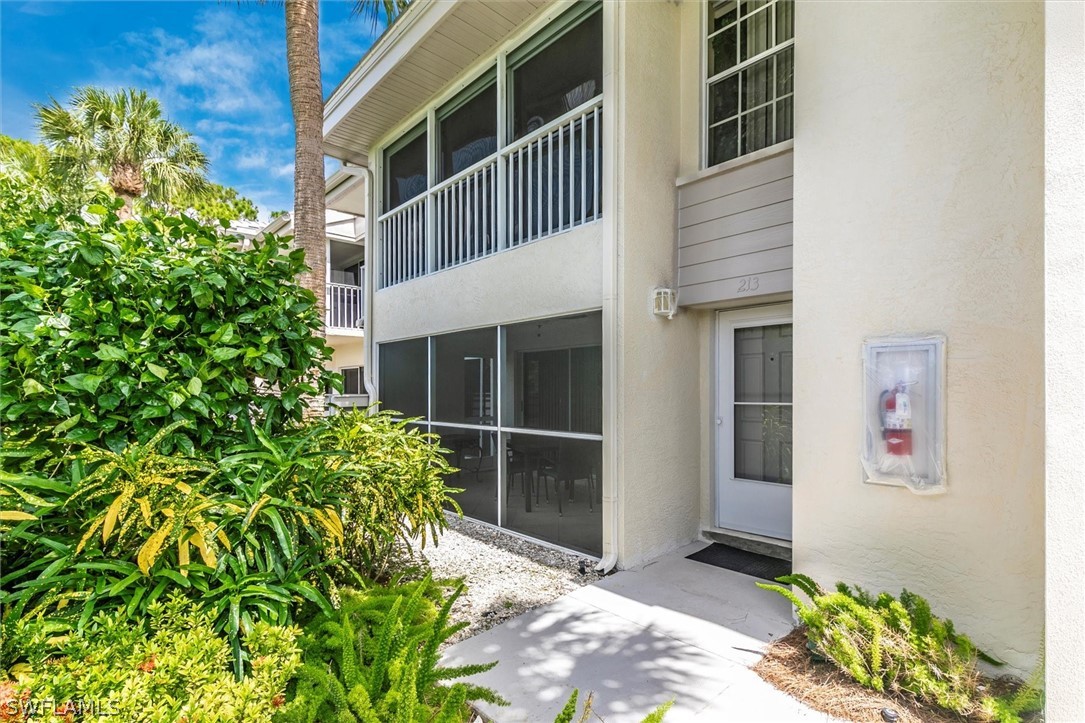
[275,577,506,723]
[758,574,1041,721]
[554,689,672,723]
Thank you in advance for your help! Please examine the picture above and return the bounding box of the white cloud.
[196,118,290,136]
[17,2,62,17]
[54,3,377,220]
[95,5,300,218]
[320,13,384,86]
[236,148,272,170]
[123,9,284,119]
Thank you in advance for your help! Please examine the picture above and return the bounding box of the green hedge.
[0,198,336,456]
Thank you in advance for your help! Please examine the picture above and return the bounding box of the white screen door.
[716,307,793,540]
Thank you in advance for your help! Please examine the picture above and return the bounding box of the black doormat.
[686,543,791,582]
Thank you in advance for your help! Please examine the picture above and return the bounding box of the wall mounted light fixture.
[652,288,678,320]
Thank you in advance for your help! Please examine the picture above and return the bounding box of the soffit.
[323,0,549,166]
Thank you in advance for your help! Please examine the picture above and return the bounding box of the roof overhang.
[325,169,367,215]
[323,0,548,166]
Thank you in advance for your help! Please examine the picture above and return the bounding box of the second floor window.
[706,0,794,167]
[377,2,603,288]
[511,6,603,139]
[385,123,427,210]
[439,78,497,181]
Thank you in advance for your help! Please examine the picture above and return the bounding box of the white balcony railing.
[435,158,497,271]
[378,97,603,289]
[378,194,427,288]
[506,99,601,248]
[326,281,364,330]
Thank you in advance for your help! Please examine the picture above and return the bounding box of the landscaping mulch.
[753,627,1038,723]
[408,513,603,647]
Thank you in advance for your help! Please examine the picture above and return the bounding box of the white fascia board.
[261,214,292,236]
[323,0,460,141]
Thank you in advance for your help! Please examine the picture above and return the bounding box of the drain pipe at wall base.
[596,0,621,576]
[341,162,378,404]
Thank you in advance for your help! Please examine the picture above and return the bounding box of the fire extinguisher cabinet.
[860,336,947,494]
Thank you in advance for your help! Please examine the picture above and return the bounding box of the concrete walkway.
[444,543,841,722]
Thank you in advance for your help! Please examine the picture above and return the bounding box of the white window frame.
[702,0,795,169]
[339,366,363,396]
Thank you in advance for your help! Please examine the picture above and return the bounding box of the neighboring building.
[257,171,369,412]
[225,218,266,248]
[320,0,1084,710]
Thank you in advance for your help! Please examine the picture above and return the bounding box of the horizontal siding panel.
[679,200,793,248]
[678,151,794,209]
[370,84,427,112]
[679,177,793,228]
[675,149,794,306]
[680,268,793,306]
[679,246,793,287]
[680,223,792,266]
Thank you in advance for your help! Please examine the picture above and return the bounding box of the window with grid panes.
[706,0,794,167]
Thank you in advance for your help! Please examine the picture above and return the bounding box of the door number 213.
[737,276,760,293]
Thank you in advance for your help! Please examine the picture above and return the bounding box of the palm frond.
[33,86,208,208]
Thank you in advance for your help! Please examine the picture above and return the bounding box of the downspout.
[341,162,378,403]
[596,0,621,575]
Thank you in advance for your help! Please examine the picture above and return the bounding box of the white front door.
[716,307,793,540]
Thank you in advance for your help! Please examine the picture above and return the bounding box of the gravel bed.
[408,513,604,645]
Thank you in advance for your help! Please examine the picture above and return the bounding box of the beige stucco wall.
[1044,0,1085,716]
[611,0,702,568]
[371,222,603,343]
[792,2,1045,674]
[328,338,365,369]
[677,0,702,179]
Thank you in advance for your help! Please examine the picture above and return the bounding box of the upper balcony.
[378,97,601,289]
[323,1,605,292]
[327,238,365,335]
[326,281,364,333]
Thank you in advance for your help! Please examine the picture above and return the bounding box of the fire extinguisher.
[880,382,913,456]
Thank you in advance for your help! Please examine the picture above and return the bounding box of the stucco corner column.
[1044,0,1085,718]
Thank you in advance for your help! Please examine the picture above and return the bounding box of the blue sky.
[0,1,386,218]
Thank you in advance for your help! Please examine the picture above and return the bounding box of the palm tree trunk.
[110,162,144,219]
[286,0,327,327]
[286,0,327,418]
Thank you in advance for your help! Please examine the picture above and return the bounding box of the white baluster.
[593,107,600,221]
[580,112,587,224]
